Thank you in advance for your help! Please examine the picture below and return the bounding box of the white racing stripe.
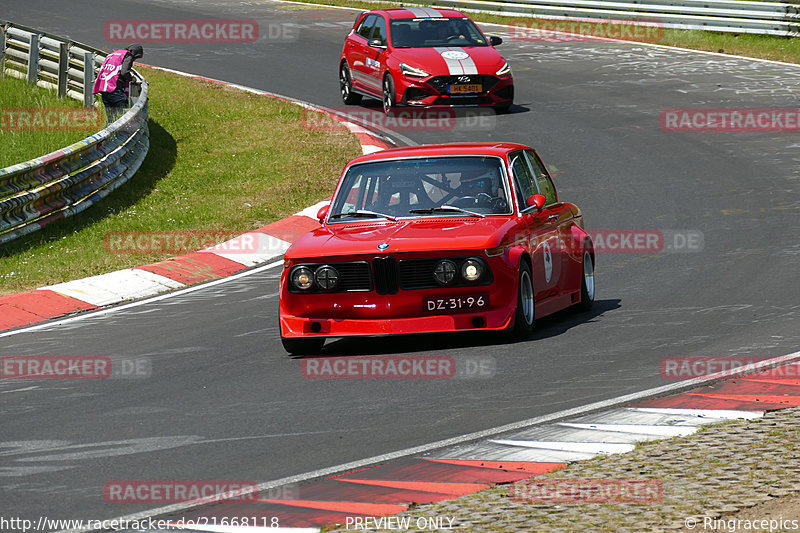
[406,7,443,18]
[434,47,479,76]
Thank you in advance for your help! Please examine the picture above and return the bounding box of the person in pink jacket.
[93,44,144,123]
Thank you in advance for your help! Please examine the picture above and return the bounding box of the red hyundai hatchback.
[278,143,594,355]
[339,8,514,113]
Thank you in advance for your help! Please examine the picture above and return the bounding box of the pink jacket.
[92,49,129,94]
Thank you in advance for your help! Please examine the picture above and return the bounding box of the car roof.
[345,142,532,166]
[370,8,469,19]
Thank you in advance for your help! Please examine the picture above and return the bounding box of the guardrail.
[430,0,800,36]
[0,21,150,245]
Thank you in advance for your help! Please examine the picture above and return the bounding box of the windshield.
[329,156,512,221]
[390,17,488,48]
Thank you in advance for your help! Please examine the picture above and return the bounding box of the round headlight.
[461,258,484,282]
[291,266,314,290]
[434,260,457,286]
[314,265,339,290]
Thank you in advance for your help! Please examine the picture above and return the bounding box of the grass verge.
[0,75,101,168]
[290,0,800,64]
[0,66,361,295]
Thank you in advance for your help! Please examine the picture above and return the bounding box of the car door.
[509,150,562,302]
[347,14,380,95]
[363,15,389,94]
[524,150,579,296]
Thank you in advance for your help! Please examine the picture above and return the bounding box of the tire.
[382,74,396,115]
[281,337,325,357]
[494,103,512,114]
[340,63,362,105]
[575,249,595,312]
[511,260,536,339]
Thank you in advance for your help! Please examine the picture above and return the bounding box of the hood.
[286,217,517,260]
[126,44,144,59]
[392,46,506,76]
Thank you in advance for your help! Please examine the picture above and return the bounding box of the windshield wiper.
[408,205,485,218]
[330,209,397,221]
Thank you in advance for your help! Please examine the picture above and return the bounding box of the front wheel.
[340,63,362,105]
[382,75,396,115]
[281,337,325,357]
[575,250,594,312]
[511,261,535,339]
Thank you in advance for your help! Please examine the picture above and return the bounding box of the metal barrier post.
[57,41,68,98]
[27,32,39,84]
[0,24,6,74]
[83,50,94,107]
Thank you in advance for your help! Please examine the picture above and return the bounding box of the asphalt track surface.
[2,0,800,526]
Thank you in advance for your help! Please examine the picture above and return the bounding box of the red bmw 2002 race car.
[339,8,514,113]
[278,143,595,355]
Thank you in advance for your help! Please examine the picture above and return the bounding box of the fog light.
[434,259,457,285]
[461,258,484,282]
[292,266,314,290]
[314,265,339,290]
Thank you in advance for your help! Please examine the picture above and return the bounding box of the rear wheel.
[382,74,396,115]
[575,249,595,312]
[512,260,535,338]
[340,63,362,105]
[281,337,325,357]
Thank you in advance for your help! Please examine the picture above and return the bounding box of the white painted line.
[557,422,697,437]
[45,269,184,307]
[630,407,765,419]
[489,439,635,454]
[3,261,284,339]
[571,408,727,427]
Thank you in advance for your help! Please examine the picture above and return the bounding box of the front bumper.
[279,254,518,339]
[279,306,515,338]
[398,75,514,107]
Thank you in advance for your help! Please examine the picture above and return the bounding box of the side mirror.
[368,38,386,49]
[316,205,330,223]
[489,35,503,46]
[526,194,546,210]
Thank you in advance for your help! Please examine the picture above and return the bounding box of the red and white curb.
[60,353,800,533]
[0,69,392,333]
